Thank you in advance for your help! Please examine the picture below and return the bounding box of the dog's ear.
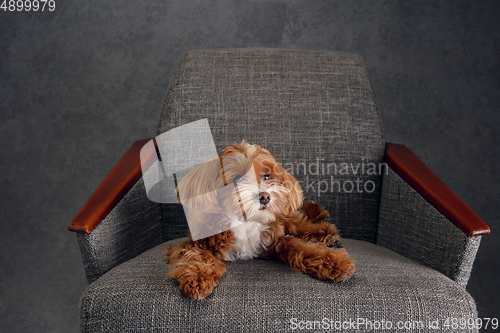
[283,167,303,214]
[272,162,303,214]
[177,156,223,213]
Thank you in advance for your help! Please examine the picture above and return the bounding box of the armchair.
[69,49,489,332]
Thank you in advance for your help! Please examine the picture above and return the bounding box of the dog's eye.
[262,173,271,181]
[233,175,243,183]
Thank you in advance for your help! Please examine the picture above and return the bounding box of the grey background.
[1,0,498,332]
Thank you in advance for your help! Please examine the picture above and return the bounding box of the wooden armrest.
[385,142,490,236]
[68,138,156,234]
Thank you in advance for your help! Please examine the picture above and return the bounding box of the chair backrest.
[158,48,385,243]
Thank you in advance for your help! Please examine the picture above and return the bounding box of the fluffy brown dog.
[166,141,355,299]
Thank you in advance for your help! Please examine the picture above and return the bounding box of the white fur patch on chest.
[224,222,269,261]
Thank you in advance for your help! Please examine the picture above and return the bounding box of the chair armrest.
[69,138,167,283]
[68,138,156,234]
[377,142,490,288]
[385,143,490,236]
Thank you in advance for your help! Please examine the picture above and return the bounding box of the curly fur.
[166,141,355,299]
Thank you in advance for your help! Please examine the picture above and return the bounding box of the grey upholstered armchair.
[69,49,490,332]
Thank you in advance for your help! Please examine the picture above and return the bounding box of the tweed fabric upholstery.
[77,177,163,283]
[161,203,189,242]
[157,48,385,243]
[376,167,481,288]
[80,238,478,333]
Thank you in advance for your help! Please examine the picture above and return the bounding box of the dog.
[165,141,355,299]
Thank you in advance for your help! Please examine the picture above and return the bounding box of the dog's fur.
[165,141,355,299]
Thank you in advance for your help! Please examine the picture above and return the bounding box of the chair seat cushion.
[80,238,478,332]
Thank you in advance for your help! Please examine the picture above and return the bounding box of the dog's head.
[177,141,303,224]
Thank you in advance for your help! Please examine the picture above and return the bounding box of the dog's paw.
[303,247,355,282]
[300,223,342,247]
[177,262,222,299]
[301,201,330,224]
[315,223,342,247]
[169,260,225,299]
[328,248,355,282]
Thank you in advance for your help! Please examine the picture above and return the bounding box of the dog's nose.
[259,192,270,205]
